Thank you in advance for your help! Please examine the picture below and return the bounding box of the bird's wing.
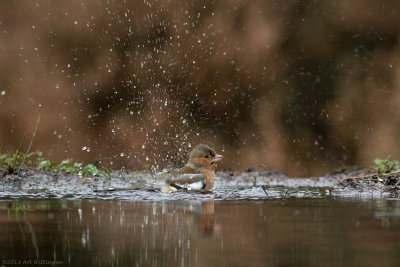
[166,173,204,185]
[171,165,197,174]
[165,165,203,185]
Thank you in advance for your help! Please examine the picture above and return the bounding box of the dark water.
[2,198,400,267]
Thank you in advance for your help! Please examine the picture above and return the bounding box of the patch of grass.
[0,153,13,168]
[0,150,43,174]
[0,143,25,174]
[1,150,110,179]
[373,157,400,175]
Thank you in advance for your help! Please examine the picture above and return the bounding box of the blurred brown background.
[1,0,400,176]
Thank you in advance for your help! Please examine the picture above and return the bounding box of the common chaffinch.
[161,144,223,193]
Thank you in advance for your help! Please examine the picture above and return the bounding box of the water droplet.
[188,143,192,148]
[182,119,186,124]
[145,156,149,161]
[142,144,146,149]
[120,153,125,157]
[1,91,5,96]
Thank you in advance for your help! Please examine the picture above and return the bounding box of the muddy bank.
[0,167,398,200]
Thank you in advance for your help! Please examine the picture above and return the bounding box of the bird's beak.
[212,154,224,162]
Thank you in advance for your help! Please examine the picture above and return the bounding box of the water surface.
[2,198,400,266]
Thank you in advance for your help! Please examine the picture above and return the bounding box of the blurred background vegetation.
[0,0,400,176]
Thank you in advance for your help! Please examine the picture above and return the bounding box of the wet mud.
[0,167,397,200]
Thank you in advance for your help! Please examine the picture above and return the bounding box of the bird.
[160,144,223,193]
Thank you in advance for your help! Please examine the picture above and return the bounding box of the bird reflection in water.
[178,201,219,237]
[195,201,216,236]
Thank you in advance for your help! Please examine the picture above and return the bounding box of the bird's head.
[187,144,223,172]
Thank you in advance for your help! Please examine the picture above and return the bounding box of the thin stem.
[11,134,26,169]
[18,117,40,173]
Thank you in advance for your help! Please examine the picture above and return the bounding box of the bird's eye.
[204,155,209,158]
